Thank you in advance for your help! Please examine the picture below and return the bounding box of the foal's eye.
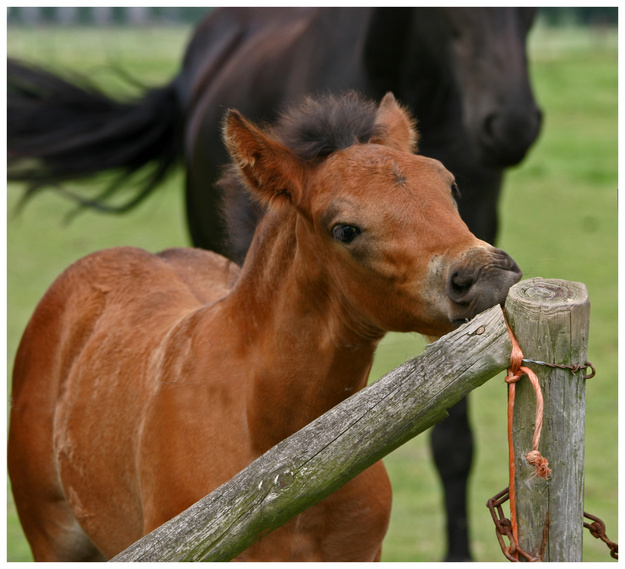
[332,224,361,244]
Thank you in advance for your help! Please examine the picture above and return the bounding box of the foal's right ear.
[370,92,419,153]
[223,110,305,208]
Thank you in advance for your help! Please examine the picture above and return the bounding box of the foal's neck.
[224,209,384,451]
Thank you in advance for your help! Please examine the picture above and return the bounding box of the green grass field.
[6,22,617,562]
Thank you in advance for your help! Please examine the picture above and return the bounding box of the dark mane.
[219,91,384,264]
[273,91,382,160]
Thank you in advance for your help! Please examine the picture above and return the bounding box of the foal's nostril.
[450,272,474,295]
[447,268,478,303]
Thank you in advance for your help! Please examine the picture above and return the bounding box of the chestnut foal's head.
[224,92,521,338]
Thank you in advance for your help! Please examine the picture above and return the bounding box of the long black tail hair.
[7,58,181,213]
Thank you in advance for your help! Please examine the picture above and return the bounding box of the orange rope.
[505,317,552,559]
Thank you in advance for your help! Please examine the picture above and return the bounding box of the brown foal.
[9,92,521,561]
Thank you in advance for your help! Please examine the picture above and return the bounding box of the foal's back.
[9,246,238,560]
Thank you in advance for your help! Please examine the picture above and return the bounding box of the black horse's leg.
[430,396,473,562]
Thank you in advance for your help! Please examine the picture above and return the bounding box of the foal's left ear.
[370,92,419,153]
[223,110,305,207]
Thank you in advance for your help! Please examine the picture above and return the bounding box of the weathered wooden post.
[504,278,590,561]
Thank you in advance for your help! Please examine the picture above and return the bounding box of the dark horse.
[7,8,541,561]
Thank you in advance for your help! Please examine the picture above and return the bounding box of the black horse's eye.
[332,224,361,244]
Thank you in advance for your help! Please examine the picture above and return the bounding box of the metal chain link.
[522,358,596,380]
[486,487,541,562]
[487,489,618,561]
[584,512,618,559]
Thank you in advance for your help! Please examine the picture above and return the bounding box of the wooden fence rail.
[112,304,512,561]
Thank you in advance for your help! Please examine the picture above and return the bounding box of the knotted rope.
[504,317,552,557]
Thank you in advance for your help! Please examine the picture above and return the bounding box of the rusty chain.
[522,358,596,380]
[486,487,541,562]
[487,487,618,561]
[584,512,618,559]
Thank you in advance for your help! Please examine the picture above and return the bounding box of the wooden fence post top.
[507,277,589,310]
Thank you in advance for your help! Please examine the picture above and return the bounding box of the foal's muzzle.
[446,247,522,326]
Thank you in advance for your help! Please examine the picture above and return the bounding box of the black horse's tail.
[7,58,182,213]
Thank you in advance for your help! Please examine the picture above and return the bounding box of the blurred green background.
[7,10,617,562]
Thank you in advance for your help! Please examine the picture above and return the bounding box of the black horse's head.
[438,7,543,168]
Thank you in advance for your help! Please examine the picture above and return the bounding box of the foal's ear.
[223,110,305,208]
[370,92,419,153]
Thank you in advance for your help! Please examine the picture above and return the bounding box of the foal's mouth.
[445,247,523,329]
